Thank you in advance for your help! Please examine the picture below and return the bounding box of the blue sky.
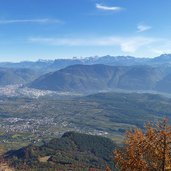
[0,0,171,62]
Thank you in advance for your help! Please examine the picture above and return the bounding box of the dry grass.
[0,162,14,171]
[38,156,50,163]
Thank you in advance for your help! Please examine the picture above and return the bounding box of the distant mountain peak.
[152,54,171,62]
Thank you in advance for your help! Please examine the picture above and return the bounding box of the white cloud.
[0,18,61,24]
[151,41,171,55]
[137,24,152,32]
[120,37,154,53]
[152,49,171,55]
[96,3,123,12]
[29,36,155,53]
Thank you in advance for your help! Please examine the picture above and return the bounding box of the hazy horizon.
[0,53,170,63]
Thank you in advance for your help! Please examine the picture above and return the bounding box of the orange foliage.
[105,165,111,171]
[114,119,171,171]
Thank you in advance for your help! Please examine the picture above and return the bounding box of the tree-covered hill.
[3,132,117,171]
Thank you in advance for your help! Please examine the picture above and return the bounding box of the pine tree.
[114,118,171,171]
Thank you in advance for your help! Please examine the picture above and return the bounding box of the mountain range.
[1,54,171,94]
[1,54,171,71]
[28,64,171,93]
[0,68,40,86]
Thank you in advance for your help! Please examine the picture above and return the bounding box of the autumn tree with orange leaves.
[105,165,111,171]
[114,118,171,171]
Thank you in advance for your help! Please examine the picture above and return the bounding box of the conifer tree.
[114,118,171,171]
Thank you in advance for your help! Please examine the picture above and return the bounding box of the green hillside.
[4,132,117,171]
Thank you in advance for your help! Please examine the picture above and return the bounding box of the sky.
[0,0,171,62]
